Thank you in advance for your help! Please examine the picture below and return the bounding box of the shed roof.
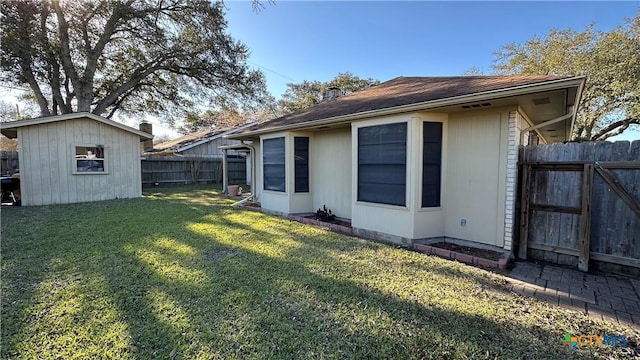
[0,112,153,140]
[230,75,584,138]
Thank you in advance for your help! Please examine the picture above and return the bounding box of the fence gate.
[517,141,640,275]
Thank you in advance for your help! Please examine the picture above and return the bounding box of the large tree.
[493,14,640,140]
[0,0,269,123]
[278,72,379,113]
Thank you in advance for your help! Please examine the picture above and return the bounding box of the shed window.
[294,137,309,193]
[357,123,407,206]
[422,122,443,207]
[263,137,285,192]
[75,146,105,173]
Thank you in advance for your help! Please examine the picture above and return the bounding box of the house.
[227,75,586,253]
[147,122,256,158]
[0,112,152,206]
[143,123,256,186]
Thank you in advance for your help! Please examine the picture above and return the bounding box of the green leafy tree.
[0,0,269,124]
[493,14,640,140]
[279,72,379,113]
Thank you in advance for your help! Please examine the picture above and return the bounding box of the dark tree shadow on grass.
[1,193,635,359]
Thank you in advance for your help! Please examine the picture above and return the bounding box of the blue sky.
[223,0,639,141]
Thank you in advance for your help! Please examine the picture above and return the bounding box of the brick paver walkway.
[505,261,640,330]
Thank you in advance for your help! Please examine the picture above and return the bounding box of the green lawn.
[1,186,638,359]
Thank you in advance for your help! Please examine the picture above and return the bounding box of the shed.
[0,112,153,206]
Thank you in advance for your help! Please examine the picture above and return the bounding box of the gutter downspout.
[519,111,575,145]
[222,149,228,194]
[230,140,257,207]
[231,194,254,207]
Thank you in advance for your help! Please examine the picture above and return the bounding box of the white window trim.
[72,144,108,175]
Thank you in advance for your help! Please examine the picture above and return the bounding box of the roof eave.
[177,122,257,152]
[0,112,154,140]
[228,76,586,139]
[567,77,587,140]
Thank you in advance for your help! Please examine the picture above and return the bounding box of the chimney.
[139,122,153,152]
[322,87,344,101]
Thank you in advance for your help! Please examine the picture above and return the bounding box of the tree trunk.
[76,79,93,112]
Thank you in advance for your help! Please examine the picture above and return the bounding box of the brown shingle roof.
[234,75,573,135]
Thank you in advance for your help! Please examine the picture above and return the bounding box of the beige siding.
[310,128,352,218]
[252,109,513,248]
[445,108,511,247]
[18,118,142,206]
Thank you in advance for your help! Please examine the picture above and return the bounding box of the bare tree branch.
[592,118,640,140]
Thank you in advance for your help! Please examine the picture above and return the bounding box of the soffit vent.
[461,102,492,109]
[533,97,551,105]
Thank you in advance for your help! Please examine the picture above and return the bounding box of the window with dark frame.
[263,137,286,192]
[294,137,309,193]
[357,122,407,206]
[422,122,443,207]
[75,146,105,173]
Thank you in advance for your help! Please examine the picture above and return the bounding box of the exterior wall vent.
[533,97,551,105]
[461,102,492,109]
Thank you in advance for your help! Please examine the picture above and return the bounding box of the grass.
[1,185,638,359]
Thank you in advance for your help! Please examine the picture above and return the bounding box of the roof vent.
[461,102,491,109]
[322,87,344,101]
[533,97,551,105]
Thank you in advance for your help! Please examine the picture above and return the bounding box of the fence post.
[222,149,228,194]
[578,163,594,272]
[518,164,532,260]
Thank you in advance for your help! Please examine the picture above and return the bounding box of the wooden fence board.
[519,140,640,271]
[518,164,531,259]
[141,156,246,186]
[578,164,593,271]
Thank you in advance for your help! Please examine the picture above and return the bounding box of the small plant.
[315,205,336,222]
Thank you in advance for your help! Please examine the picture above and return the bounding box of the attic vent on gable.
[461,102,491,109]
[532,97,551,105]
[322,87,344,101]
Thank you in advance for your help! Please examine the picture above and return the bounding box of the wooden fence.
[141,156,246,186]
[518,140,640,276]
[1,151,19,176]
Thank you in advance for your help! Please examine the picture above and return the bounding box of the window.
[294,137,309,192]
[75,146,105,173]
[358,123,407,206]
[263,137,285,192]
[422,122,443,207]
